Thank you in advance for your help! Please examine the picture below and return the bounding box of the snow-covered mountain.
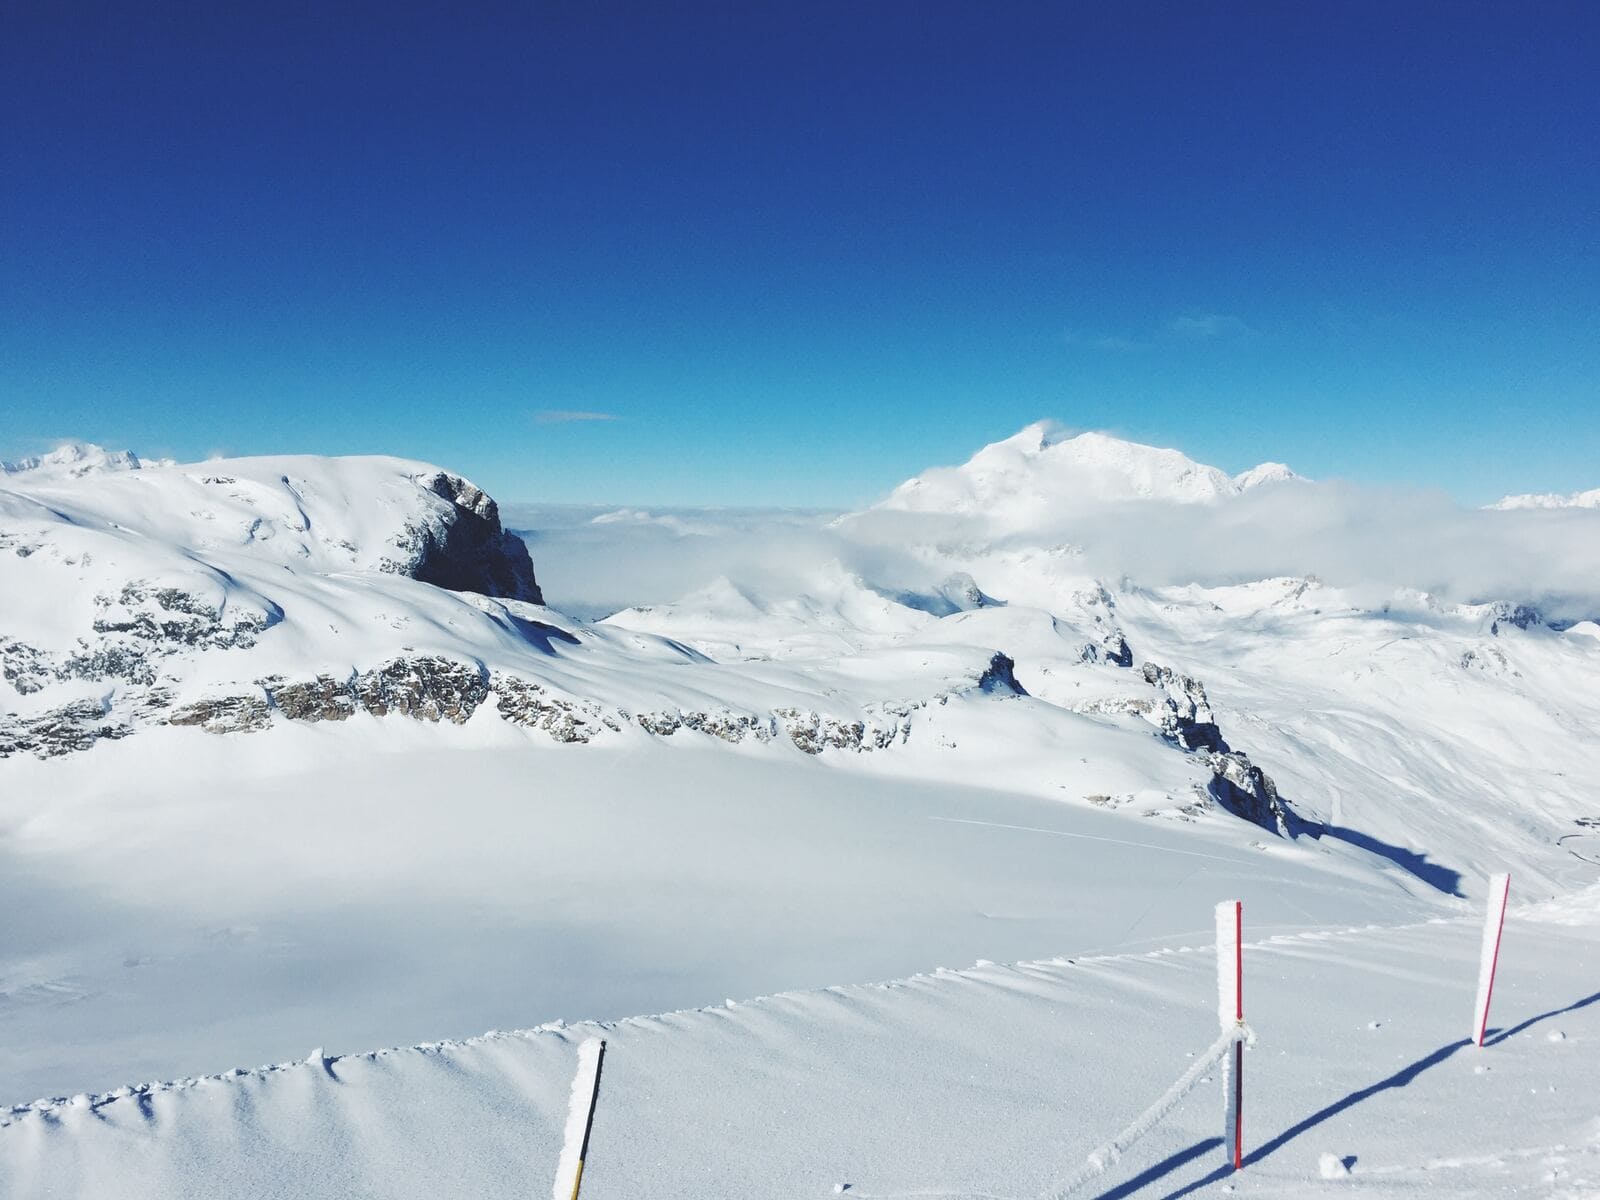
[7,429,1597,890]
[870,421,1300,529]
[5,426,1600,1200]
[1,441,167,479]
[0,448,1033,766]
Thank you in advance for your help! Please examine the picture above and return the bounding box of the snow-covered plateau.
[2,425,1598,1198]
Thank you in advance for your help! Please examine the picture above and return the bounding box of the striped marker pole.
[552,1038,606,1200]
[1472,873,1511,1047]
[1216,900,1244,1170]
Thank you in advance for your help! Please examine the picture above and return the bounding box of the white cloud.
[509,481,1600,624]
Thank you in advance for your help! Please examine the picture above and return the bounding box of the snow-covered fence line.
[840,900,1254,1199]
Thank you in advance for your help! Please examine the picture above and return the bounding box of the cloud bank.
[508,478,1600,625]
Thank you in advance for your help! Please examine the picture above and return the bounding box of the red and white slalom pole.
[1471,872,1511,1047]
[1216,899,1244,1170]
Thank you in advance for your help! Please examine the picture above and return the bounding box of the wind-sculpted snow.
[5,891,1597,1199]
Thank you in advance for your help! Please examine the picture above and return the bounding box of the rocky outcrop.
[1079,634,1133,667]
[383,473,543,603]
[1071,659,1286,832]
[1205,750,1284,830]
[1487,603,1542,635]
[1138,663,1226,752]
[0,698,131,758]
[1,582,276,700]
[492,674,618,742]
[1074,662,1225,752]
[166,694,273,735]
[2,651,1002,760]
[92,582,280,650]
[351,657,488,723]
[260,658,489,725]
[975,652,1024,695]
[270,675,361,722]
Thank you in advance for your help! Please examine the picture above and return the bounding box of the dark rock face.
[386,473,544,604]
[977,652,1024,695]
[1073,658,1287,833]
[1488,603,1542,635]
[1076,637,1128,667]
[1206,750,1285,831]
[1140,663,1227,752]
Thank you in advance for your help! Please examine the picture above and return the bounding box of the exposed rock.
[91,582,278,650]
[0,699,131,758]
[166,695,273,735]
[1206,750,1285,831]
[1139,663,1226,751]
[0,639,53,695]
[492,674,613,742]
[1488,603,1542,635]
[351,657,489,724]
[635,710,684,737]
[975,652,1025,695]
[269,675,359,722]
[680,709,777,743]
[1069,659,1286,833]
[1081,633,1132,672]
[383,472,544,603]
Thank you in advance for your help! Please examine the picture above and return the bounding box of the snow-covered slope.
[0,451,1049,764]
[7,864,1597,1199]
[3,426,1599,1200]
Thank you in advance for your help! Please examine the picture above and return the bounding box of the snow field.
[0,723,1415,1106]
[4,892,1596,1199]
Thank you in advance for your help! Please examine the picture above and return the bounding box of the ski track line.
[1,910,1463,1121]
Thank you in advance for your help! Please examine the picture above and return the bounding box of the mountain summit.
[874,421,1298,525]
[1,441,166,478]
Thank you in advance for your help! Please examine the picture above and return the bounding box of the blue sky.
[2,2,1596,507]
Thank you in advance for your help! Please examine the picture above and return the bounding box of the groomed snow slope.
[6,886,1596,1200]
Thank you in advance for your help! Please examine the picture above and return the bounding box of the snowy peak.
[1232,461,1299,489]
[1,441,164,478]
[1491,487,1600,511]
[874,423,1297,526]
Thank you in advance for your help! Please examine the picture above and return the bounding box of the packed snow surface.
[3,424,1599,1199]
[6,881,1598,1199]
